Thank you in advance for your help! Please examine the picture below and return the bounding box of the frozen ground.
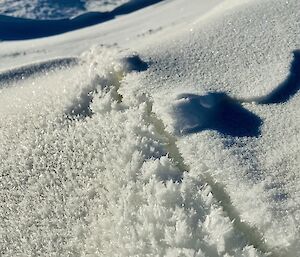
[0,0,300,256]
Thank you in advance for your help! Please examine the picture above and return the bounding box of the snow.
[138,1,300,255]
[0,0,222,69]
[0,49,261,256]
[0,0,300,256]
[0,0,164,40]
[0,0,130,20]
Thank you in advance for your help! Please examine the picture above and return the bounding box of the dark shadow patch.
[0,0,164,40]
[121,55,149,72]
[174,50,300,137]
[174,93,262,137]
[1,0,86,20]
[256,50,300,104]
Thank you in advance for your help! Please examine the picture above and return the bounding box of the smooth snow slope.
[0,0,300,256]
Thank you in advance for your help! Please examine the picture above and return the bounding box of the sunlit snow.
[0,0,300,256]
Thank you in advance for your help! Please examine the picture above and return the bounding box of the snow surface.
[0,0,130,20]
[0,0,165,40]
[0,0,300,256]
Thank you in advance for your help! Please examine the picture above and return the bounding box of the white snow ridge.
[0,0,300,256]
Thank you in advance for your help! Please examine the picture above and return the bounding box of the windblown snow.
[0,0,300,256]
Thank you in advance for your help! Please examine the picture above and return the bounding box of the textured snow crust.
[0,0,300,256]
[0,47,262,256]
[133,0,300,255]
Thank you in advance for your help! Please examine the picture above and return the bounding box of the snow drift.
[0,0,300,256]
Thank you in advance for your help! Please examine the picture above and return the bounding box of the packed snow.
[0,0,300,256]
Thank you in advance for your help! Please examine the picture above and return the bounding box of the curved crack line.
[146,104,277,257]
[203,175,276,257]
[128,92,278,256]
[120,83,276,256]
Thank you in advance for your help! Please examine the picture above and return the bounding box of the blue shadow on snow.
[0,0,164,40]
[174,50,300,137]
[174,93,262,137]
[257,50,300,104]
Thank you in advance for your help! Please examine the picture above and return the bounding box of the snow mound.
[1,0,300,255]
[135,0,300,255]
[0,46,262,256]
